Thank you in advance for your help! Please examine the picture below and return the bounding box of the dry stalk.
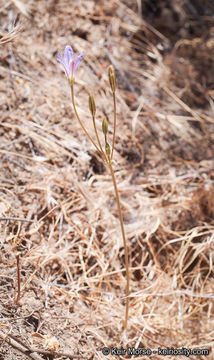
[15,254,21,305]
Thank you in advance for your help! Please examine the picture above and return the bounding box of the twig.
[26,348,82,359]
[0,217,34,223]
[0,332,82,359]
[0,332,43,360]
[15,254,21,305]
[0,25,20,44]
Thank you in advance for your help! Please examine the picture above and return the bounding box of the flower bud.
[105,142,111,156]
[89,95,96,117]
[108,65,116,93]
[102,117,108,135]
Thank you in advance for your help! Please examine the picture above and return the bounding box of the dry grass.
[0,0,214,359]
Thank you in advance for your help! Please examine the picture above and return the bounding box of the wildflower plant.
[57,45,130,329]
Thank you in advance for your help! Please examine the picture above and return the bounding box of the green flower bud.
[105,142,111,156]
[89,95,96,117]
[108,65,116,93]
[102,117,108,135]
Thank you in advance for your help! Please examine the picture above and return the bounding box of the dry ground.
[0,0,214,359]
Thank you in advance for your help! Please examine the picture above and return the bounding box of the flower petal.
[57,52,64,64]
[57,52,69,77]
[74,51,85,73]
[64,45,73,67]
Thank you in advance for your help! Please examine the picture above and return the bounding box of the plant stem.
[108,161,129,329]
[71,84,102,156]
[71,82,129,329]
[92,115,105,157]
[111,92,116,160]
[15,254,21,305]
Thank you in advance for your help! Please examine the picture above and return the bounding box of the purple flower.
[57,45,85,83]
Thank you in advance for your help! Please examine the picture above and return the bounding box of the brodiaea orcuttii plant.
[57,46,130,329]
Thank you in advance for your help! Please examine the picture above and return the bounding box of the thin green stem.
[108,161,130,329]
[92,115,106,158]
[110,92,116,160]
[71,84,102,156]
